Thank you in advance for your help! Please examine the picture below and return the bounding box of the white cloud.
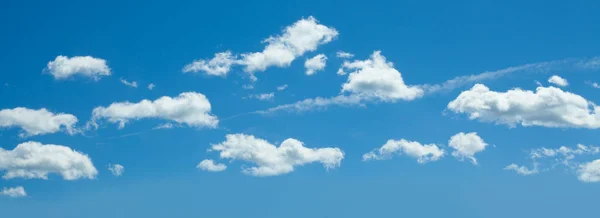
[120,78,138,88]
[363,139,444,164]
[0,107,78,137]
[448,132,488,165]
[341,51,424,101]
[209,134,344,176]
[336,51,354,58]
[305,54,327,75]
[239,16,338,74]
[196,159,227,172]
[253,51,422,114]
[45,55,111,80]
[0,141,97,180]
[504,164,539,175]
[108,164,124,176]
[448,84,600,129]
[506,144,599,179]
[277,84,288,91]
[91,92,218,129]
[249,93,275,101]
[184,17,338,79]
[1,186,26,198]
[588,81,600,89]
[548,75,568,86]
[578,159,600,182]
[153,123,174,129]
[182,51,237,76]
[147,83,155,90]
[253,56,600,116]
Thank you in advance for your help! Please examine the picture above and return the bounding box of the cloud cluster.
[45,55,111,80]
[183,17,338,80]
[448,84,600,129]
[363,132,489,164]
[208,134,344,176]
[256,51,422,114]
[0,107,78,137]
[1,186,26,198]
[0,141,97,180]
[505,144,600,181]
[91,92,218,129]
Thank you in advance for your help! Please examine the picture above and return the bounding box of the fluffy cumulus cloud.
[448,132,488,165]
[0,141,97,180]
[448,84,600,129]
[196,159,227,172]
[305,54,327,75]
[182,51,237,76]
[0,107,78,137]
[120,78,138,88]
[183,17,338,79]
[1,186,26,198]
[91,92,218,129]
[547,75,568,87]
[578,159,600,182]
[336,51,354,58]
[45,55,111,80]
[363,139,444,164]
[209,134,344,176]
[147,83,155,90]
[108,164,124,176]
[340,51,424,102]
[505,144,600,179]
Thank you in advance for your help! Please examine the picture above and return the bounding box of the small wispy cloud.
[277,84,288,91]
[147,83,155,90]
[120,78,138,88]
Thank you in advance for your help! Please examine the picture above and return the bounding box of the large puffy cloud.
[578,159,600,182]
[209,134,344,176]
[448,84,600,129]
[0,141,97,180]
[363,139,444,164]
[448,132,488,165]
[0,107,78,137]
[45,55,111,80]
[304,54,327,75]
[1,186,26,198]
[196,159,227,172]
[183,17,338,79]
[340,51,424,101]
[91,92,218,129]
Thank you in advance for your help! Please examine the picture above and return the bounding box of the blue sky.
[1,0,600,217]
